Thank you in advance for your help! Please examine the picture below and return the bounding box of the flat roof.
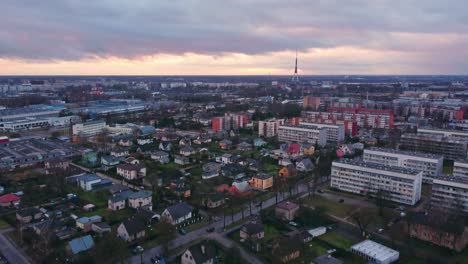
[333,159,422,176]
[351,240,399,262]
[365,147,443,160]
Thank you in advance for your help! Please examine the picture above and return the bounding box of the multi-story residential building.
[72,120,106,136]
[331,159,423,205]
[303,96,321,110]
[277,125,327,146]
[290,117,358,136]
[258,118,285,137]
[431,177,468,213]
[302,107,394,129]
[212,113,248,131]
[453,161,468,179]
[417,128,468,140]
[363,147,443,182]
[400,133,468,160]
[299,122,345,142]
[116,164,146,180]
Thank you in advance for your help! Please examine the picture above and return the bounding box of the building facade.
[277,125,327,146]
[453,161,468,179]
[363,147,443,182]
[431,177,468,214]
[331,160,422,205]
[258,118,285,137]
[72,120,106,136]
[400,133,468,160]
[299,122,345,142]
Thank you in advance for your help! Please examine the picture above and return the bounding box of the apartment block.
[431,177,468,213]
[212,113,248,131]
[400,133,467,161]
[258,118,285,137]
[417,128,468,141]
[363,147,443,182]
[277,125,327,146]
[72,120,106,136]
[290,117,358,136]
[453,161,468,179]
[302,107,394,129]
[299,122,345,142]
[331,159,422,205]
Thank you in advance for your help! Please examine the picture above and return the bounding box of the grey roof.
[366,147,443,159]
[128,190,152,200]
[187,241,217,263]
[165,202,193,219]
[122,218,146,236]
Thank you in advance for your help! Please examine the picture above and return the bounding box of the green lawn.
[318,231,355,250]
[0,219,10,229]
[305,195,354,218]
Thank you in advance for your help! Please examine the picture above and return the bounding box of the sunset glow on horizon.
[1,0,467,75]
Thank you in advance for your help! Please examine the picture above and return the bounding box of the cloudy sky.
[1,0,467,75]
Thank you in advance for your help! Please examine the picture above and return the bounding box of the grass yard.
[0,219,10,229]
[318,231,356,250]
[305,195,354,218]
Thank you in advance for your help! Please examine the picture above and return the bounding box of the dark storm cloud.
[1,0,467,61]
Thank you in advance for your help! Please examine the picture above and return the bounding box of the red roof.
[0,194,20,203]
[287,144,301,154]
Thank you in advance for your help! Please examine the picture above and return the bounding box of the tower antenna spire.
[291,49,299,82]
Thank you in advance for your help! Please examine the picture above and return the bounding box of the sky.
[1,0,467,75]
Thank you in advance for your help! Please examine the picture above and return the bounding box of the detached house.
[240,222,265,241]
[151,151,170,164]
[76,215,102,232]
[16,207,43,224]
[296,158,314,172]
[174,155,190,165]
[206,192,225,209]
[118,218,146,242]
[250,174,273,190]
[159,141,173,152]
[219,139,232,150]
[180,146,196,156]
[128,190,153,210]
[279,164,297,178]
[181,241,217,264]
[161,202,193,225]
[275,201,299,221]
[116,164,147,180]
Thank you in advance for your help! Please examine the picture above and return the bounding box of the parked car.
[179,228,187,235]
[288,221,299,227]
[339,199,344,203]
[206,227,215,233]
[132,245,144,254]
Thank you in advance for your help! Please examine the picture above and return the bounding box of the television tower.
[291,50,299,82]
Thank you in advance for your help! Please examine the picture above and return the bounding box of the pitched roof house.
[117,218,146,242]
[161,202,193,225]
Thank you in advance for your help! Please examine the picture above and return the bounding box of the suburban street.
[129,182,311,264]
[0,228,31,264]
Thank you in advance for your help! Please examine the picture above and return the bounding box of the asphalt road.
[0,229,31,264]
[129,182,311,264]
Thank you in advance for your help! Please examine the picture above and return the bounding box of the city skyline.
[1,0,468,75]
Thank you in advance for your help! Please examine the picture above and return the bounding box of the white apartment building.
[453,161,468,179]
[258,118,285,137]
[331,160,423,205]
[431,177,468,213]
[72,120,106,136]
[299,122,345,142]
[363,148,443,182]
[417,128,468,140]
[278,125,327,146]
